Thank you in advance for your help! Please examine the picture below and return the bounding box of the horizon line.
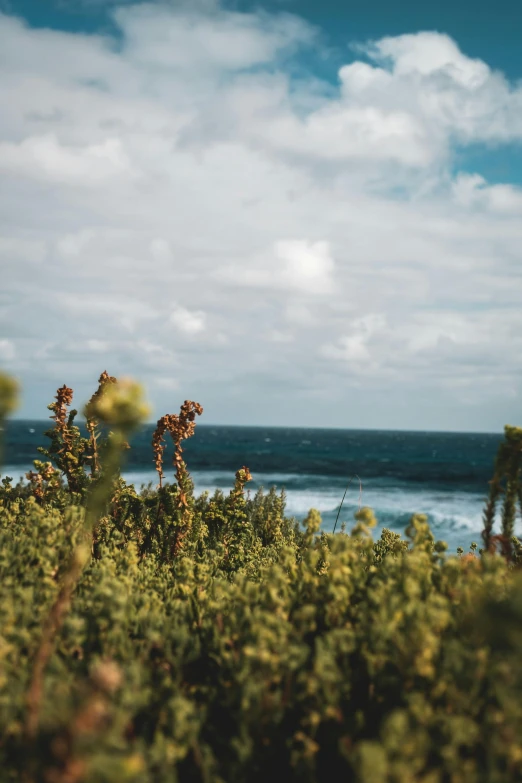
[4,417,504,437]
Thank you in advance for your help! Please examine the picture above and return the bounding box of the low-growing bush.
[0,370,521,783]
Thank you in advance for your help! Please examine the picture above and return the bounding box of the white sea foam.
[2,465,517,555]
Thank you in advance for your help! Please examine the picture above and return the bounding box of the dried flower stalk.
[152,400,203,496]
[84,371,118,475]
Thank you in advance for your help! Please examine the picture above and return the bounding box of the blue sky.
[1,0,522,431]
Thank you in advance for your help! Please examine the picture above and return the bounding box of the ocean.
[1,420,513,556]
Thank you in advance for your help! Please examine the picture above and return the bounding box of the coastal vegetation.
[0,370,521,782]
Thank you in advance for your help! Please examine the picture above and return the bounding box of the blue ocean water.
[1,420,513,555]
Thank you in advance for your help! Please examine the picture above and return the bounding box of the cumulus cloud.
[353,32,522,146]
[320,314,387,363]
[275,240,334,294]
[0,338,15,361]
[219,239,335,294]
[365,32,490,85]
[169,306,207,335]
[113,1,316,72]
[0,134,134,185]
[452,173,522,213]
[0,3,521,430]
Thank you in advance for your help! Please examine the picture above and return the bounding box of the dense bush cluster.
[0,371,522,783]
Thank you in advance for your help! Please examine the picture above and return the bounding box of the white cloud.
[1,5,521,430]
[320,313,387,364]
[0,338,15,361]
[85,339,108,353]
[169,306,206,335]
[367,32,490,87]
[404,312,483,353]
[218,239,335,294]
[276,240,335,294]
[452,173,522,213]
[0,133,134,185]
[113,2,316,72]
[152,376,180,391]
[256,104,431,166]
[336,31,522,166]
[54,294,160,334]
[321,334,371,362]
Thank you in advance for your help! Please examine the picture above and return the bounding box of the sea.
[1,420,514,556]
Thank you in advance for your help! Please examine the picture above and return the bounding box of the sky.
[1,0,521,432]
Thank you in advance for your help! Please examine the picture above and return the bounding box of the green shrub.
[0,372,521,783]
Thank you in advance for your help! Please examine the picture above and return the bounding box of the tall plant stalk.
[23,377,150,772]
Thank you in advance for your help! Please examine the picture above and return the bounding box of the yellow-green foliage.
[0,371,19,418]
[0,372,522,783]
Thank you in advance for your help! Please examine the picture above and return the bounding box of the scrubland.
[0,371,521,783]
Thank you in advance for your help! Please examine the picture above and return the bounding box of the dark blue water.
[1,420,509,554]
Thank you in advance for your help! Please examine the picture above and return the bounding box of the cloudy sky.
[1,0,521,432]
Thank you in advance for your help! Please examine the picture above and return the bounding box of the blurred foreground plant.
[0,371,19,420]
[22,376,150,782]
[0,371,19,465]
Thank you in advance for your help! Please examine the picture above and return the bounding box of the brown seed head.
[152,401,203,489]
[51,385,74,428]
